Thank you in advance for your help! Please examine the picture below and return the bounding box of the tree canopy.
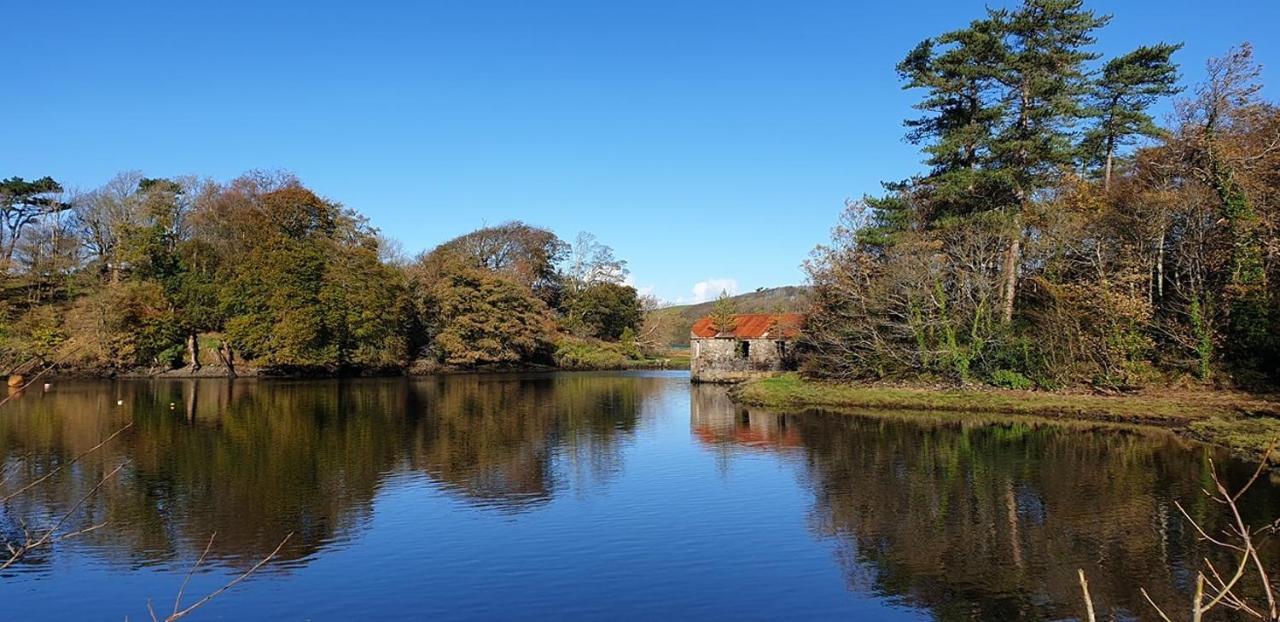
[0,175,645,374]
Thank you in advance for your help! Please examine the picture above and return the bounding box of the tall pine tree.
[897,18,1012,218]
[990,0,1110,321]
[1083,43,1183,189]
[899,0,1112,322]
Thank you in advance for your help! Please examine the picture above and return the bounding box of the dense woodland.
[802,0,1280,390]
[0,172,653,375]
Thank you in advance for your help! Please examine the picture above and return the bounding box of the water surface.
[0,372,1276,620]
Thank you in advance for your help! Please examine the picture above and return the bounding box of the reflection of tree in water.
[690,399,1280,621]
[407,373,648,511]
[0,379,409,571]
[0,374,655,572]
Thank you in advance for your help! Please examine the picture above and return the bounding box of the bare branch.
[1,423,133,504]
[1139,437,1279,621]
[1,462,126,570]
[161,532,293,622]
[1078,569,1097,622]
[173,532,217,617]
[1140,586,1175,622]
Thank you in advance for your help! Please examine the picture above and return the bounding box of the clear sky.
[7,1,1278,303]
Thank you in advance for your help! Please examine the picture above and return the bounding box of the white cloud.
[690,278,738,304]
[623,276,656,300]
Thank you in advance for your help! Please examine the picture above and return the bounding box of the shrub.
[552,337,633,370]
[989,369,1034,390]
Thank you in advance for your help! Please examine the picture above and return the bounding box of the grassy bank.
[732,374,1280,464]
[551,337,688,371]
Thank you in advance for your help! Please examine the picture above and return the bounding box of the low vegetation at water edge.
[734,374,1280,463]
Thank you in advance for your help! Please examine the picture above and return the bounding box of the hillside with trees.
[642,286,809,347]
[0,172,655,375]
[801,0,1279,390]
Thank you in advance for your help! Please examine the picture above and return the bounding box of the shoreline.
[34,361,690,382]
[730,374,1280,465]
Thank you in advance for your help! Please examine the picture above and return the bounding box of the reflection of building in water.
[689,384,801,450]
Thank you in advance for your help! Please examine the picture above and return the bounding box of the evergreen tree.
[990,0,1109,192]
[708,290,737,336]
[897,18,1012,217]
[991,0,1110,321]
[0,176,69,271]
[900,0,1111,322]
[1083,43,1183,188]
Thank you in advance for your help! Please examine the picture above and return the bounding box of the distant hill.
[647,286,810,347]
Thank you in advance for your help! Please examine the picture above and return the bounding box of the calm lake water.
[0,371,1276,620]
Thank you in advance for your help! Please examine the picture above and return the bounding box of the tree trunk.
[1000,223,1022,324]
[1152,257,1162,305]
[1002,81,1030,325]
[222,342,236,378]
[1156,227,1165,300]
[186,333,201,371]
[1,234,16,274]
[212,339,236,378]
[1103,147,1114,191]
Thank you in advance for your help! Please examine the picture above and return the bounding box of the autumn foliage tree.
[422,263,553,367]
[216,185,409,370]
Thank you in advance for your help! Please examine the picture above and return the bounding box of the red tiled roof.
[690,313,804,339]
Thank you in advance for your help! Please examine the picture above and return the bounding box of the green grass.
[661,351,691,369]
[733,373,1280,464]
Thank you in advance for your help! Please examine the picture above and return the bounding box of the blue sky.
[7,1,1278,303]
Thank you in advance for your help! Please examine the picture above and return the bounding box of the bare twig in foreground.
[0,424,133,570]
[1080,568,1100,622]
[1078,568,1097,622]
[148,532,293,622]
[1081,440,1279,621]
[0,346,80,410]
[1,423,133,504]
[1,462,126,570]
[172,533,218,617]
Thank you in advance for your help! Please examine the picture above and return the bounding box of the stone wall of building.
[690,337,795,383]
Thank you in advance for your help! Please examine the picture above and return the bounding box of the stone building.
[689,313,803,383]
